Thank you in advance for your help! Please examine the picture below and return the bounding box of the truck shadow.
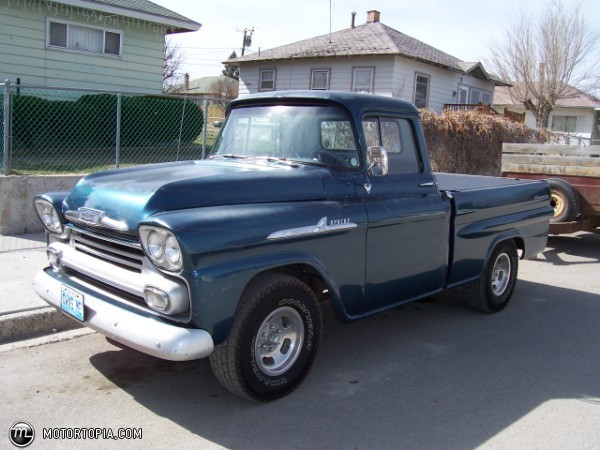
[541,231,600,265]
[89,278,600,449]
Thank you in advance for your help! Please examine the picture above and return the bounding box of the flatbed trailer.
[502,144,600,234]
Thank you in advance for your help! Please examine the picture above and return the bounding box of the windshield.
[210,104,361,169]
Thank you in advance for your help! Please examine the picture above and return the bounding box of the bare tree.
[163,38,184,93]
[207,77,239,102]
[487,0,598,128]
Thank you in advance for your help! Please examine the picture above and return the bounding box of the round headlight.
[164,235,181,265]
[139,226,183,271]
[34,199,64,235]
[147,230,164,259]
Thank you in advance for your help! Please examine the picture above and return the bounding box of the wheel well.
[513,237,525,259]
[249,265,328,301]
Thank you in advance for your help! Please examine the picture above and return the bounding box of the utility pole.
[237,27,254,56]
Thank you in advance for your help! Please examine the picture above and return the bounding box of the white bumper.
[33,268,214,361]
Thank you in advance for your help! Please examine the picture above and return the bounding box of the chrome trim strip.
[71,232,144,271]
[34,270,213,361]
[65,210,129,232]
[68,225,141,249]
[73,242,142,271]
[267,216,358,241]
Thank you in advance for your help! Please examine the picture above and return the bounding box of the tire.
[546,178,579,223]
[209,273,322,401]
[463,240,519,313]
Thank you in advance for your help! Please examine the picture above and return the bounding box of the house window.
[414,74,430,108]
[259,69,276,91]
[352,67,374,93]
[469,88,493,105]
[311,69,330,90]
[552,115,577,133]
[47,20,121,56]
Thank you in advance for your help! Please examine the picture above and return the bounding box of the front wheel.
[463,240,519,313]
[209,273,322,401]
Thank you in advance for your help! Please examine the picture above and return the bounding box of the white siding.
[0,0,165,93]
[495,106,596,140]
[238,54,497,113]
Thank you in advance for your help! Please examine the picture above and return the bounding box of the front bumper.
[33,268,214,361]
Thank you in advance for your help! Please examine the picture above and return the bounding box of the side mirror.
[367,146,389,176]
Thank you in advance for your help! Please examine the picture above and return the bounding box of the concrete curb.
[0,307,82,344]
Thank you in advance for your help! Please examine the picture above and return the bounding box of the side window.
[362,117,421,174]
[362,118,379,148]
[380,119,401,153]
[259,69,276,91]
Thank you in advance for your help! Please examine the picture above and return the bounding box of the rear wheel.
[546,178,579,223]
[463,240,519,313]
[209,273,322,401]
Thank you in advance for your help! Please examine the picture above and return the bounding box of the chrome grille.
[70,227,144,273]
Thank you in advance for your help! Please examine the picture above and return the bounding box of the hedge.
[11,93,203,149]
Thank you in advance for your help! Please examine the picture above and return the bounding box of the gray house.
[0,0,200,93]
[228,10,508,111]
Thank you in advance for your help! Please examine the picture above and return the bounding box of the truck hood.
[63,159,329,232]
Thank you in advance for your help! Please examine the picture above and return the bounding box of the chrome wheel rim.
[254,306,304,376]
[491,253,511,296]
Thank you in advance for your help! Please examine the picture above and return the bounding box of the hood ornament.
[65,208,128,231]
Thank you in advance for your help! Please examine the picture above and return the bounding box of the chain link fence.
[1,81,228,175]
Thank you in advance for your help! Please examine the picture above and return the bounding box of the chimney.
[366,10,380,23]
[351,11,356,28]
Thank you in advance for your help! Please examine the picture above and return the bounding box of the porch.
[444,103,525,123]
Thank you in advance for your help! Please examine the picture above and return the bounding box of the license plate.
[61,285,85,321]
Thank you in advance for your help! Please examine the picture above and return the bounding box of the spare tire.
[545,178,579,223]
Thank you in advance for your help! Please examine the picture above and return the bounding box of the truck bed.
[434,172,551,287]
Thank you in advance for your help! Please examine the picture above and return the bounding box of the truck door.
[353,115,450,316]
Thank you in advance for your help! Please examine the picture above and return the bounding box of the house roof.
[55,0,201,33]
[228,13,508,85]
[494,85,600,109]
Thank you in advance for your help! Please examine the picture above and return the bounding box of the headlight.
[34,199,64,235]
[147,230,165,259]
[139,226,183,271]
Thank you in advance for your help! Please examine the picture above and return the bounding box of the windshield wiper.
[209,154,249,160]
[253,156,302,168]
[210,154,301,168]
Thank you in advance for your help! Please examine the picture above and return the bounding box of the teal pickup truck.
[33,91,552,400]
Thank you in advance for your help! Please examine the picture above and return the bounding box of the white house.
[227,10,508,112]
[493,85,600,145]
[0,0,200,93]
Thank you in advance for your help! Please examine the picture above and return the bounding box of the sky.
[153,0,600,89]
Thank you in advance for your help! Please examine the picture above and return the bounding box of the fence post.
[2,80,12,175]
[201,99,208,159]
[115,92,122,169]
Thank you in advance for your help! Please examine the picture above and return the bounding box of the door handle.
[418,182,435,187]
